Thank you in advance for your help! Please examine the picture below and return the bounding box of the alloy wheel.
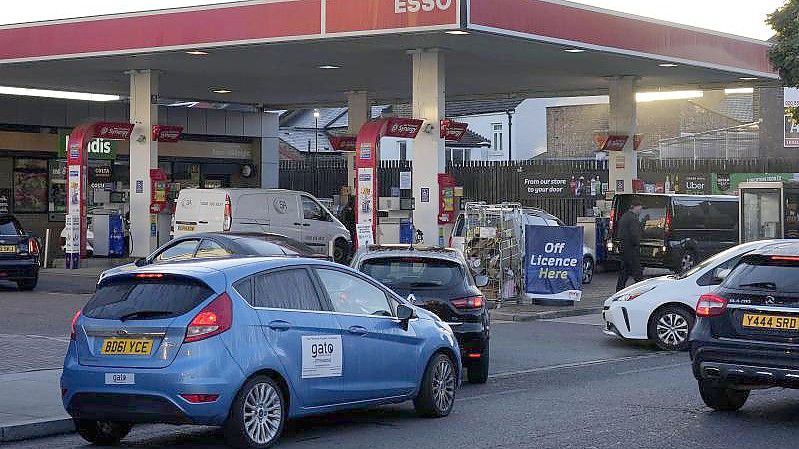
[243,382,283,445]
[656,312,690,347]
[431,358,456,413]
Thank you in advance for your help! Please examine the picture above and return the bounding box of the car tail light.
[466,353,482,359]
[664,207,673,239]
[185,293,233,343]
[770,255,799,263]
[223,195,232,232]
[696,294,727,317]
[451,296,484,310]
[28,238,39,256]
[70,310,82,341]
[180,394,220,403]
[135,273,164,279]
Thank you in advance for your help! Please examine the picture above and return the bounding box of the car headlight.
[612,286,656,302]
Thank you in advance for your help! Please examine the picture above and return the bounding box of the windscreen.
[616,195,668,240]
[361,257,464,289]
[84,276,215,320]
[723,257,799,295]
[237,236,316,256]
[0,218,20,236]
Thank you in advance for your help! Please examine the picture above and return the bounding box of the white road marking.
[0,333,70,342]
[616,362,691,376]
[488,353,669,380]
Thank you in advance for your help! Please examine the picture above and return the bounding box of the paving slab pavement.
[0,369,73,442]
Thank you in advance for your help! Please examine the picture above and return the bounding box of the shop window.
[0,157,13,215]
[13,158,49,213]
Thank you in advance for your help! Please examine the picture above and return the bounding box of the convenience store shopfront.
[0,128,263,250]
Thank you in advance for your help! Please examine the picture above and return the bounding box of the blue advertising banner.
[525,225,583,301]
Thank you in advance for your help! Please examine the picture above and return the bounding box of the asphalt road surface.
[3,274,799,449]
[5,312,799,449]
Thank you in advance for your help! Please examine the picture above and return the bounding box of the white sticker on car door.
[301,335,342,379]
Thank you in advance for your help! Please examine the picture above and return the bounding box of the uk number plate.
[742,313,799,331]
[0,245,16,253]
[100,338,153,356]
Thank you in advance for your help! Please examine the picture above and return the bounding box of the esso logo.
[395,0,453,14]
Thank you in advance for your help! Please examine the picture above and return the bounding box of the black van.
[608,193,739,272]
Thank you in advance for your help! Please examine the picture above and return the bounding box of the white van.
[173,189,352,262]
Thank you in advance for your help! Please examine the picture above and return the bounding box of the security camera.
[423,123,435,134]
[136,135,147,143]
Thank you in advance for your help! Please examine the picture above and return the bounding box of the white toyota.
[602,240,788,351]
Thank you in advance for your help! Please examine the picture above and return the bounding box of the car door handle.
[347,325,368,336]
[294,222,302,226]
[302,223,311,227]
[267,320,291,331]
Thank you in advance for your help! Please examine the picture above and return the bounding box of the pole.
[506,110,514,162]
[315,113,319,195]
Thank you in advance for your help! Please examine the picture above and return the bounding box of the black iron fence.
[279,157,799,226]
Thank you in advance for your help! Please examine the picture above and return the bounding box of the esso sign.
[395,0,453,13]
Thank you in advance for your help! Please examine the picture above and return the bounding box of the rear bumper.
[691,339,799,388]
[453,322,489,363]
[0,258,39,280]
[607,244,679,270]
[61,341,246,426]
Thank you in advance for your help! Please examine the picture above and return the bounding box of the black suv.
[690,241,799,411]
[352,246,490,383]
[609,193,739,272]
[0,215,40,290]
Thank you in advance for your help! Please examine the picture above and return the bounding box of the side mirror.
[134,258,147,267]
[475,275,489,288]
[396,304,416,331]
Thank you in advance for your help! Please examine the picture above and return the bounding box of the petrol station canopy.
[0,0,778,107]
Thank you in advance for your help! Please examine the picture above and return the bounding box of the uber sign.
[394,0,453,13]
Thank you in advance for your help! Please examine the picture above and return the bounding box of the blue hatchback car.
[62,257,460,448]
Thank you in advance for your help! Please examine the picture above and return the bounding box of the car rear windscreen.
[0,218,19,236]
[616,195,668,240]
[723,257,799,294]
[361,257,464,289]
[84,276,215,320]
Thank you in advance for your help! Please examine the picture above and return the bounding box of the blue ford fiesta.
[62,257,460,448]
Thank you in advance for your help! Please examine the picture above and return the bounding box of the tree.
[768,1,799,118]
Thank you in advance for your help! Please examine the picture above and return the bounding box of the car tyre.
[225,375,286,449]
[582,256,594,285]
[648,305,694,351]
[414,353,457,418]
[16,277,38,291]
[698,381,749,411]
[75,419,132,446]
[466,345,489,384]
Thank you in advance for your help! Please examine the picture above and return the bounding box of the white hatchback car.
[602,239,789,351]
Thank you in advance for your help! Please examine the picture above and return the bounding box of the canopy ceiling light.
[0,86,121,102]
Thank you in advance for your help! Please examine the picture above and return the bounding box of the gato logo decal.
[395,0,453,14]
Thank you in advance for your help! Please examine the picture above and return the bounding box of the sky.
[0,0,784,41]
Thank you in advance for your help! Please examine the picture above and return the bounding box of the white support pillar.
[346,91,369,191]
[129,70,159,257]
[259,112,280,188]
[608,76,638,194]
[411,49,445,246]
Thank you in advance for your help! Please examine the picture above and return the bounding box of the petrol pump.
[739,181,799,242]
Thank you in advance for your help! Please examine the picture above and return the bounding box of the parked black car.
[351,245,491,383]
[99,232,329,282]
[608,193,739,272]
[690,241,799,411]
[0,214,40,290]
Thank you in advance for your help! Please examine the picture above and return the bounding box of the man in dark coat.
[616,199,644,292]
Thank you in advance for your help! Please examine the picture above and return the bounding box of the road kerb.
[0,418,75,442]
[490,307,602,322]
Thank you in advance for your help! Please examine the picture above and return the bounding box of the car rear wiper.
[409,282,442,287]
[738,282,777,290]
[118,310,174,321]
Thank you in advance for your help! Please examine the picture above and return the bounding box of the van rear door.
[173,190,227,237]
